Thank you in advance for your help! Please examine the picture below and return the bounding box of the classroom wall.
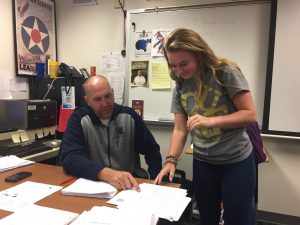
[0,0,28,99]
[2,0,300,217]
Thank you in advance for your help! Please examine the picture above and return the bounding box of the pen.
[59,176,78,186]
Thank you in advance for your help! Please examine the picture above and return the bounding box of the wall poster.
[13,0,57,77]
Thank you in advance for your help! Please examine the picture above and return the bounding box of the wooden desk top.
[185,145,193,155]
[0,163,180,219]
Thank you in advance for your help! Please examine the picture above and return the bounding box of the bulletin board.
[125,1,271,124]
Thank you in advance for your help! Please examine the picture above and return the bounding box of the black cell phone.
[5,171,32,182]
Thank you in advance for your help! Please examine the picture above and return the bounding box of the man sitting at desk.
[60,75,162,191]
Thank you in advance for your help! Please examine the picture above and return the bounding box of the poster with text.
[131,61,149,87]
[13,0,57,76]
[134,30,152,56]
[151,29,170,57]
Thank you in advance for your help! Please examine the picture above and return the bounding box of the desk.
[0,163,180,220]
[185,145,193,155]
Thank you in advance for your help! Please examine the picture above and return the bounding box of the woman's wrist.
[164,154,178,166]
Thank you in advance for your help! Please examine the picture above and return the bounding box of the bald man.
[60,76,162,191]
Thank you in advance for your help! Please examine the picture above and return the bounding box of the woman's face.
[167,50,199,80]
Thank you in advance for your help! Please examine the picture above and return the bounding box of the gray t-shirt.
[171,67,252,164]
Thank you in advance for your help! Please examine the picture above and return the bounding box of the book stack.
[61,178,117,199]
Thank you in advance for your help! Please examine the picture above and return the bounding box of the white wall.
[0,0,28,99]
[2,0,300,217]
[56,0,124,69]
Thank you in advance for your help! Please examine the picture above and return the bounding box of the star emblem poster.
[13,0,57,76]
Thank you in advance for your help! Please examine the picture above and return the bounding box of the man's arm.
[144,128,162,179]
[60,112,103,181]
[133,114,162,180]
[61,109,141,191]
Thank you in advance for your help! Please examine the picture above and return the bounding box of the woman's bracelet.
[164,154,178,166]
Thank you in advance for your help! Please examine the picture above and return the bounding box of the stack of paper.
[107,183,191,222]
[0,204,78,225]
[0,155,35,172]
[61,178,117,198]
[70,206,157,225]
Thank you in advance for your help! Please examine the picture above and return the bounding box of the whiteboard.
[263,0,300,137]
[125,2,271,123]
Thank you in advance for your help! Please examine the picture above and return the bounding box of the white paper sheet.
[0,70,12,99]
[20,131,29,142]
[70,206,157,225]
[0,181,62,212]
[0,155,35,173]
[107,188,140,205]
[101,52,122,72]
[0,204,78,225]
[11,133,21,144]
[49,126,57,135]
[35,129,43,138]
[107,73,125,104]
[9,77,28,92]
[108,183,191,221]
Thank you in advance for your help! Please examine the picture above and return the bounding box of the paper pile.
[107,183,191,221]
[0,155,35,172]
[0,181,63,212]
[0,204,78,225]
[61,178,117,198]
[70,206,157,225]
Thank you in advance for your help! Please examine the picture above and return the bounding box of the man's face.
[85,84,115,119]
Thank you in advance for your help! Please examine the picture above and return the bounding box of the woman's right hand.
[153,162,176,184]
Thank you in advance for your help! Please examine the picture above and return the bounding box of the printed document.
[0,155,35,172]
[107,183,191,221]
[70,206,157,225]
[0,204,78,225]
[0,181,62,212]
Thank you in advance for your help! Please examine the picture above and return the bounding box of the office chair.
[133,152,150,179]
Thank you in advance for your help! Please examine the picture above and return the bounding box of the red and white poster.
[13,0,57,76]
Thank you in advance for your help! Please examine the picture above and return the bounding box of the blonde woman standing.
[154,28,257,225]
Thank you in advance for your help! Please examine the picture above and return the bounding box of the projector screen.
[262,0,300,137]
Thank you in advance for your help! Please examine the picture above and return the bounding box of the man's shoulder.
[114,104,143,121]
[114,103,135,115]
[69,105,91,120]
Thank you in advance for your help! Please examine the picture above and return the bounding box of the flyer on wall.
[132,100,144,118]
[130,61,149,87]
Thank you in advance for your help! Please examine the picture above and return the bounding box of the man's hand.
[98,168,140,191]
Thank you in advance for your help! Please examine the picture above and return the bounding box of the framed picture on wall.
[13,0,57,77]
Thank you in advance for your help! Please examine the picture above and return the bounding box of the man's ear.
[84,96,88,103]
[111,88,115,99]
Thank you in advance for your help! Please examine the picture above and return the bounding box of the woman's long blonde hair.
[163,28,240,100]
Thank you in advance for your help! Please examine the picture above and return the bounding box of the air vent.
[72,0,96,7]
